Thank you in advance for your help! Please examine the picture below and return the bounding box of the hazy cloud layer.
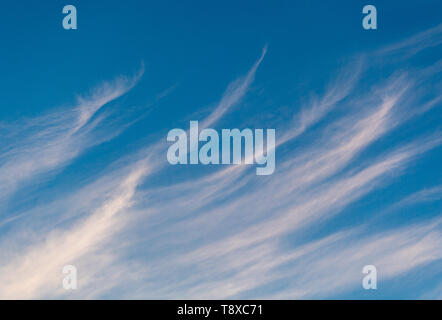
[0,25,441,299]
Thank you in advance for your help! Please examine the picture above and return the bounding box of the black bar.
[1,300,438,318]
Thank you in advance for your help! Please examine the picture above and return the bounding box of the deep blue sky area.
[1,0,440,121]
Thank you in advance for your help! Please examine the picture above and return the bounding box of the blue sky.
[0,0,441,299]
